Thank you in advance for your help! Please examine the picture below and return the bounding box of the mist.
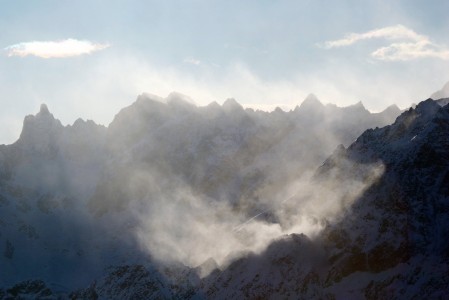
[84,92,392,272]
[1,1,448,296]
[133,159,385,270]
[0,91,396,287]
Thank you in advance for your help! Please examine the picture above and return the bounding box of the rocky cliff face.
[316,98,449,298]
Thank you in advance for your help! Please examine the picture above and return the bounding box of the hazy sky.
[1,0,449,144]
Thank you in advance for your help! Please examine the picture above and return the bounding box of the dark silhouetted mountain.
[0,92,404,296]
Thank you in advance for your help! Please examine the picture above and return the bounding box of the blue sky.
[1,0,449,143]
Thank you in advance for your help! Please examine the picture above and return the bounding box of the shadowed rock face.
[186,100,449,299]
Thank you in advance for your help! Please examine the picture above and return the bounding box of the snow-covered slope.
[316,98,449,298]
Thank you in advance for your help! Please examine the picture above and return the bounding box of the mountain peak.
[296,94,324,114]
[354,101,365,108]
[166,92,196,107]
[39,103,50,115]
[378,104,402,121]
[17,104,63,152]
[273,107,284,113]
[32,103,56,121]
[301,94,322,107]
[343,100,369,114]
[430,81,449,100]
[222,98,244,112]
[382,104,401,113]
[206,101,220,109]
[415,98,440,115]
[137,93,165,104]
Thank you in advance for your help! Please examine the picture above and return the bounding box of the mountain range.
[0,83,448,299]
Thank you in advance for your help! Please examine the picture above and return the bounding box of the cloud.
[322,25,425,48]
[4,39,110,58]
[133,154,385,268]
[322,24,449,61]
[183,57,201,65]
[372,41,449,61]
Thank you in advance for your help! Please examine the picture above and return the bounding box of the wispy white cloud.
[183,57,201,65]
[372,41,449,61]
[322,25,425,48]
[4,39,110,58]
[322,24,449,61]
